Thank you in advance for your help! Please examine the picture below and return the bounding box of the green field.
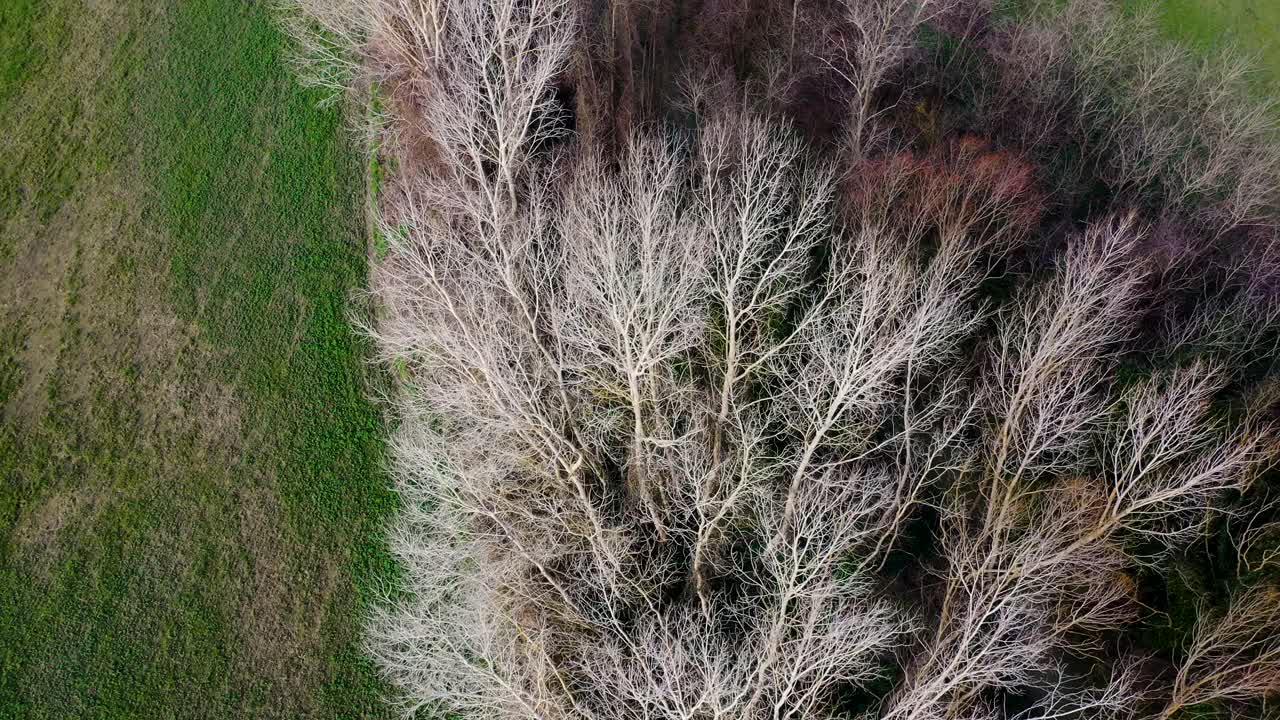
[1137,0,1280,88]
[0,1,396,717]
[0,0,1273,718]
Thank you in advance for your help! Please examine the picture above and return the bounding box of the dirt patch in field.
[0,1,150,426]
[0,195,80,425]
[7,486,114,576]
[233,484,339,717]
[1,161,248,570]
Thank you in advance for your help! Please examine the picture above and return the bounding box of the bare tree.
[986,0,1280,235]
[1161,587,1280,719]
[822,0,959,162]
[281,0,1280,718]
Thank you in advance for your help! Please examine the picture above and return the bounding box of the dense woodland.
[287,0,1280,717]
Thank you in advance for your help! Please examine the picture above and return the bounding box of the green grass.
[1128,0,1280,88]
[0,1,396,717]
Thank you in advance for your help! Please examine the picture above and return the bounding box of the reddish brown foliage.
[845,134,1044,248]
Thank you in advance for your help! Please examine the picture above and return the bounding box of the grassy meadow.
[0,0,396,717]
[0,0,1274,718]
[1137,0,1280,88]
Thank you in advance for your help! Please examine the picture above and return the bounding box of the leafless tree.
[1160,587,1280,719]
[983,0,1280,235]
[281,0,1280,718]
[819,0,960,161]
